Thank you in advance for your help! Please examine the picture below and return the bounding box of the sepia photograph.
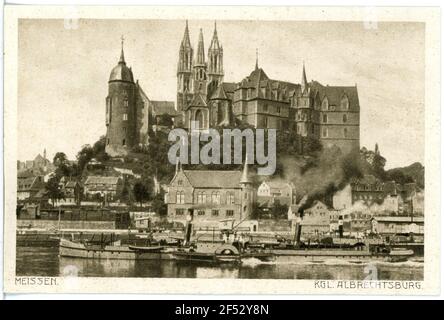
[2,5,441,295]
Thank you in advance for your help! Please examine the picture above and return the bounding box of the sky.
[18,19,424,169]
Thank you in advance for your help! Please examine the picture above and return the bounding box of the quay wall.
[17,219,116,230]
[258,219,292,232]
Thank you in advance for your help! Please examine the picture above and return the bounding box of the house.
[63,180,83,205]
[17,175,45,200]
[371,216,424,235]
[83,176,123,202]
[165,161,254,226]
[257,180,294,211]
[257,180,293,198]
[299,200,335,237]
[333,175,424,216]
[333,175,385,210]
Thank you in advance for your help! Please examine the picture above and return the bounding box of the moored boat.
[59,238,176,260]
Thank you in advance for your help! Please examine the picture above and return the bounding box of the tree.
[76,144,94,175]
[151,193,167,216]
[53,152,67,166]
[133,181,150,207]
[45,176,65,207]
[157,113,174,127]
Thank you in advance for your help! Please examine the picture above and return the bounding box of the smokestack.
[184,208,194,245]
[293,214,303,246]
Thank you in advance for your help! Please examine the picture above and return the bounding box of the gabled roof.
[210,84,228,100]
[84,176,120,185]
[17,176,44,191]
[189,93,208,108]
[306,200,329,211]
[222,82,236,93]
[182,170,243,189]
[65,181,82,188]
[309,81,360,110]
[261,180,292,190]
[150,101,178,116]
[351,174,382,186]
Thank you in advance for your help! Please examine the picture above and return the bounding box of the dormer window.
[341,95,349,110]
[322,97,329,110]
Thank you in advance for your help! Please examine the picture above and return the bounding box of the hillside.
[386,162,424,189]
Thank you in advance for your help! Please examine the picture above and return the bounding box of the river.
[16,247,423,280]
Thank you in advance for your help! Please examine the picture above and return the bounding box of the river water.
[16,247,423,280]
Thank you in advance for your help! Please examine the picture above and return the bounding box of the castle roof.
[309,81,359,110]
[150,101,178,116]
[182,170,243,189]
[109,42,134,83]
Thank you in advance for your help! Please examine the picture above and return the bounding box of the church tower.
[177,21,194,112]
[207,22,224,97]
[193,28,207,96]
[105,38,137,157]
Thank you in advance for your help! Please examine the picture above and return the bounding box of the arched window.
[124,98,129,108]
[122,139,126,146]
[343,128,348,138]
[343,114,347,123]
[322,114,328,123]
[195,110,204,129]
[197,192,206,204]
[227,192,235,204]
[176,191,185,204]
[211,192,220,204]
[322,97,329,110]
[341,95,349,110]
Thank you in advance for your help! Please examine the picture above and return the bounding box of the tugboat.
[172,210,275,264]
[264,212,414,263]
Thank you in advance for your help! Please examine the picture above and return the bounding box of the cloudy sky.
[18,19,424,169]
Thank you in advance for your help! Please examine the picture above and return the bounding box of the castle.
[105,22,360,157]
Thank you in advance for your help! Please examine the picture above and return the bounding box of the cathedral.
[105,21,360,157]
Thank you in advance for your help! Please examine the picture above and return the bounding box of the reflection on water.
[16,247,424,280]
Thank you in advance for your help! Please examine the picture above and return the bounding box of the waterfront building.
[333,175,424,216]
[166,161,254,226]
[17,175,45,200]
[83,176,123,202]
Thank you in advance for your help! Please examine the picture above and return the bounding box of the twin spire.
[195,28,206,66]
[180,20,221,59]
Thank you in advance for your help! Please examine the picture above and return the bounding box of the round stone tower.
[105,39,137,157]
